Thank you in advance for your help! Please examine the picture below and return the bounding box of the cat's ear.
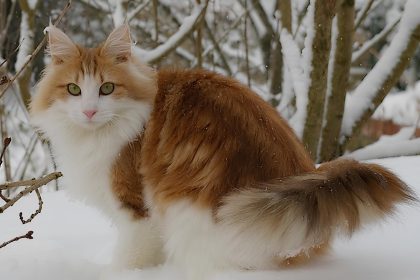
[45,24,79,64]
[101,24,132,62]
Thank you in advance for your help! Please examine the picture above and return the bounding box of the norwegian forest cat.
[31,24,415,279]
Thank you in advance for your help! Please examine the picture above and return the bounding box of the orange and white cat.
[31,24,415,279]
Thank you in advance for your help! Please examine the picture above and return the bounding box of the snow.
[283,0,315,138]
[280,29,307,137]
[346,127,420,160]
[1,156,420,280]
[341,0,420,138]
[15,12,34,71]
[372,82,420,127]
[351,16,401,64]
[112,0,126,27]
[28,0,38,10]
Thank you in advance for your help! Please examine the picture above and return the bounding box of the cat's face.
[31,25,155,131]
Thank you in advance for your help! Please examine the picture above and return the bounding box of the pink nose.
[83,110,97,119]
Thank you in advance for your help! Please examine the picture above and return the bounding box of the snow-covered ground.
[1,156,419,280]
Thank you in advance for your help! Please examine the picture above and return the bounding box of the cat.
[30,24,416,279]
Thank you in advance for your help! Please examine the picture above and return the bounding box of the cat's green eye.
[100,82,115,95]
[67,83,81,96]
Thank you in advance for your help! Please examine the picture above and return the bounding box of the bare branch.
[0,0,72,100]
[19,189,43,224]
[243,0,251,87]
[341,6,420,149]
[127,0,151,22]
[293,0,310,38]
[0,137,11,168]
[138,0,209,64]
[0,0,17,51]
[0,172,62,213]
[352,16,401,65]
[202,20,232,75]
[0,231,33,250]
[354,0,375,30]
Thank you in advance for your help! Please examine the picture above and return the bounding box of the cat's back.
[141,68,314,209]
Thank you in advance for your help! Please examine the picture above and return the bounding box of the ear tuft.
[45,24,79,63]
[101,24,132,62]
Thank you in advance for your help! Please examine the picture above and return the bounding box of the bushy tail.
[218,159,416,253]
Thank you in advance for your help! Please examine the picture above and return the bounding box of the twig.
[354,0,375,30]
[0,137,11,167]
[200,9,248,59]
[0,190,10,202]
[127,0,151,22]
[0,117,12,182]
[0,0,17,51]
[0,172,61,190]
[19,189,43,224]
[202,19,232,75]
[152,0,159,43]
[243,0,251,87]
[141,0,209,64]
[0,0,72,100]
[352,16,400,65]
[293,0,310,38]
[0,172,62,213]
[0,38,26,68]
[0,231,33,249]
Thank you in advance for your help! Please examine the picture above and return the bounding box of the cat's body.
[31,25,415,279]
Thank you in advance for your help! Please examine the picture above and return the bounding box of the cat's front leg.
[112,217,164,270]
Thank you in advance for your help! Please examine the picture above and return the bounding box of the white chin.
[76,119,110,130]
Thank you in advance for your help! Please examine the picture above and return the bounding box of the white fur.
[148,199,311,280]
[32,87,162,268]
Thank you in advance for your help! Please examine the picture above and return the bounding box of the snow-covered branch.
[352,16,400,65]
[346,127,420,160]
[280,29,307,137]
[341,0,420,145]
[134,0,209,64]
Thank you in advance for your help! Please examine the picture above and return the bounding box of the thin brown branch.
[127,0,151,22]
[352,16,400,65]
[144,0,209,64]
[0,231,33,249]
[0,0,17,50]
[0,191,10,202]
[0,137,11,167]
[152,0,159,43]
[0,0,72,100]
[354,0,375,30]
[19,189,43,224]
[0,37,26,69]
[293,0,310,38]
[0,172,62,213]
[202,19,232,75]
[194,0,203,68]
[201,9,248,59]
[243,0,251,87]
[0,117,12,182]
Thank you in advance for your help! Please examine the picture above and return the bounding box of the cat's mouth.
[75,116,113,130]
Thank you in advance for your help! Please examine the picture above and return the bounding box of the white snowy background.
[1,156,419,280]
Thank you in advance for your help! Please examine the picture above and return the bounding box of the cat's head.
[31,24,155,133]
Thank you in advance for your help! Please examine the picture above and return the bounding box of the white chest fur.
[32,101,151,223]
